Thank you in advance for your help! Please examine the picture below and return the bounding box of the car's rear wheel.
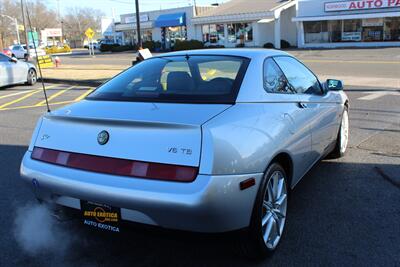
[240,162,288,259]
[329,107,349,159]
[26,68,37,85]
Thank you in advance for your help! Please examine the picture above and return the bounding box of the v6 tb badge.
[168,147,193,155]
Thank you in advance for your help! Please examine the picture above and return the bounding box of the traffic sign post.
[85,28,95,57]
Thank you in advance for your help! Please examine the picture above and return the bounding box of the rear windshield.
[87,55,250,104]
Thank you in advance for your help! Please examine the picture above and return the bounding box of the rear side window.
[274,57,322,95]
[88,55,250,104]
[263,58,292,94]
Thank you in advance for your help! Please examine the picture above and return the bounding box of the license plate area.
[81,200,121,233]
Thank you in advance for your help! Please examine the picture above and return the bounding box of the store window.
[384,17,400,41]
[227,23,253,44]
[342,20,362,42]
[202,24,225,44]
[304,21,328,43]
[328,20,342,42]
[304,17,400,44]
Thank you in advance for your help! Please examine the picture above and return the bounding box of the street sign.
[85,28,95,39]
[18,24,24,31]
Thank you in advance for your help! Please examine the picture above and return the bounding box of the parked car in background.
[84,42,99,50]
[10,44,46,60]
[0,53,37,87]
[2,48,12,57]
[20,49,349,258]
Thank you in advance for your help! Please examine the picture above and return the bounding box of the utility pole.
[135,0,142,48]
[20,0,30,58]
[57,0,64,43]
[193,0,198,16]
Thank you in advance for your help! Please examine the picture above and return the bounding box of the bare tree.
[0,0,57,49]
[0,0,20,49]
[62,7,104,48]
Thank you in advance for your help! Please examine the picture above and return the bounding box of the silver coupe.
[20,49,349,258]
[0,53,37,87]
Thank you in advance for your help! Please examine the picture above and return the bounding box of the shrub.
[263,43,274,49]
[235,43,245,48]
[142,40,162,52]
[173,40,204,51]
[205,44,225,49]
[99,43,120,52]
[111,45,135,52]
[281,40,291,49]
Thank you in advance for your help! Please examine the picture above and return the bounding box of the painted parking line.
[0,85,59,109]
[35,86,76,106]
[358,91,400,100]
[0,87,95,111]
[74,88,94,102]
[0,88,39,100]
[0,100,75,111]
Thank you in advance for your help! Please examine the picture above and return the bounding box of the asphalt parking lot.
[0,57,399,266]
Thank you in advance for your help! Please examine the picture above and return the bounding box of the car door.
[263,58,315,182]
[10,59,28,83]
[0,54,13,86]
[274,56,341,161]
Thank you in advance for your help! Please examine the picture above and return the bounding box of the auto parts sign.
[325,0,400,12]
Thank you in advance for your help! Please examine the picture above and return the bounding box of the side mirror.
[10,57,18,63]
[326,79,343,91]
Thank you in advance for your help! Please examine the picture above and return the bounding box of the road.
[57,48,400,88]
[0,70,399,265]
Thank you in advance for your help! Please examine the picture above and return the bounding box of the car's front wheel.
[329,107,349,159]
[26,68,37,85]
[240,162,288,259]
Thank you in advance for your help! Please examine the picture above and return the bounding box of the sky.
[47,0,226,21]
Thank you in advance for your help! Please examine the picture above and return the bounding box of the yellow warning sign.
[37,55,54,68]
[85,28,95,39]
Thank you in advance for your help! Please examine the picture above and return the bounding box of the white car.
[0,53,37,87]
[10,44,46,60]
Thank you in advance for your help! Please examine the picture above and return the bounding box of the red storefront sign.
[325,0,400,12]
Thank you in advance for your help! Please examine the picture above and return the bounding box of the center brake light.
[31,147,198,182]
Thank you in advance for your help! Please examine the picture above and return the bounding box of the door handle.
[297,102,308,109]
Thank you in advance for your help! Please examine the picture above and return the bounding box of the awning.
[257,18,274,24]
[155,12,186,28]
[115,22,153,32]
[293,11,400,22]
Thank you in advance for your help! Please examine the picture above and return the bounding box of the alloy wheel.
[261,170,287,250]
[29,69,37,84]
[340,109,349,154]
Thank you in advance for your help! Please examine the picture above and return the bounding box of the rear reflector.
[31,147,198,182]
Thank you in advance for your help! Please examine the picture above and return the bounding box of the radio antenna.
[23,0,51,112]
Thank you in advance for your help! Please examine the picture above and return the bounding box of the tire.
[26,68,37,85]
[240,162,289,259]
[328,107,349,159]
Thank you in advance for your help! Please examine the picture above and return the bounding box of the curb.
[40,78,105,87]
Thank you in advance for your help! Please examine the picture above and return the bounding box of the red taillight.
[31,147,198,182]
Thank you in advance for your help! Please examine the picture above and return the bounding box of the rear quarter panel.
[200,103,311,186]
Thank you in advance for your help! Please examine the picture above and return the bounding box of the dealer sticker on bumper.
[81,200,121,233]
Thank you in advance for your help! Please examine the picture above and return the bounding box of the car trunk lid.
[34,100,231,167]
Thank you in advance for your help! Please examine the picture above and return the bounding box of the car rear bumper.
[20,151,262,233]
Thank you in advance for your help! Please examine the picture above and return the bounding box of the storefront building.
[191,0,297,49]
[294,0,400,48]
[115,6,213,49]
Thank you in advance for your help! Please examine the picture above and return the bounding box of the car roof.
[154,48,291,60]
